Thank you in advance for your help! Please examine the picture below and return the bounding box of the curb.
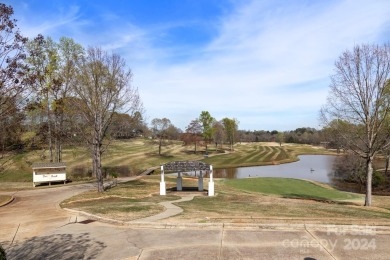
[0,196,14,207]
[62,207,390,232]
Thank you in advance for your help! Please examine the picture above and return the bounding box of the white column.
[198,170,203,191]
[208,165,214,196]
[177,172,183,191]
[33,170,36,187]
[160,165,166,195]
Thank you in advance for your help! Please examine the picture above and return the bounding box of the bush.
[69,166,93,180]
[333,153,366,187]
[333,153,386,190]
[373,171,386,188]
[102,166,132,177]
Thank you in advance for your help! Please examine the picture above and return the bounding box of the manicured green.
[0,139,333,182]
[203,143,333,168]
[225,177,362,201]
[203,145,293,168]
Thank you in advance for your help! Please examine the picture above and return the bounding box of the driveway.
[1,182,390,259]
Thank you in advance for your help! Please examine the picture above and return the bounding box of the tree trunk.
[159,138,162,155]
[54,117,61,163]
[93,141,104,192]
[385,154,389,176]
[55,142,62,162]
[58,143,62,162]
[54,139,57,162]
[364,157,373,206]
[1,122,4,159]
[47,99,53,162]
[56,112,66,163]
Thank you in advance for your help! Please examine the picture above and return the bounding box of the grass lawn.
[173,179,390,224]
[204,143,334,168]
[0,139,205,182]
[61,175,390,225]
[224,177,361,201]
[3,139,390,225]
[60,175,183,221]
[203,144,292,168]
[0,139,333,182]
[0,195,12,206]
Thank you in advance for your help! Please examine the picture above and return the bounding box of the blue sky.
[6,0,390,131]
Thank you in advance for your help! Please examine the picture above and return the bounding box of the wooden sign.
[163,161,210,171]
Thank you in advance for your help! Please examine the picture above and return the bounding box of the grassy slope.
[0,139,204,182]
[203,143,333,168]
[0,139,332,182]
[4,139,390,224]
[61,176,390,224]
[224,177,362,201]
[203,144,291,168]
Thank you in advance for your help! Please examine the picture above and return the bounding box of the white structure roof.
[32,162,67,169]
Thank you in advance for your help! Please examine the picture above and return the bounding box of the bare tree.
[110,111,146,139]
[0,3,29,170]
[0,3,28,118]
[185,119,202,153]
[72,47,141,192]
[165,124,182,140]
[151,118,171,155]
[212,120,225,150]
[333,152,367,191]
[321,43,390,206]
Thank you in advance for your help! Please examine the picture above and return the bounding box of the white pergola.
[160,161,214,196]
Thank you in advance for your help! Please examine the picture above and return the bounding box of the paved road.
[1,182,390,259]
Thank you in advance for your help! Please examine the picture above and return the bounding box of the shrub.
[373,171,386,188]
[333,153,366,188]
[333,153,386,190]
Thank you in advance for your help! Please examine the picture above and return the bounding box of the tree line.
[149,112,239,155]
[238,127,322,145]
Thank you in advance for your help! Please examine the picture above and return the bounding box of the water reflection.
[206,155,337,184]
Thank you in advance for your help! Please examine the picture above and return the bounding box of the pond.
[208,155,337,184]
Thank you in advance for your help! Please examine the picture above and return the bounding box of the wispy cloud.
[132,0,390,130]
[17,4,85,38]
[8,0,390,130]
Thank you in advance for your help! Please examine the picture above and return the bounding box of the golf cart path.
[130,194,196,223]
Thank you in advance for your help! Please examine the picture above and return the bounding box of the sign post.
[208,165,214,196]
[160,165,166,195]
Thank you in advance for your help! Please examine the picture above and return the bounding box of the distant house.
[32,162,67,187]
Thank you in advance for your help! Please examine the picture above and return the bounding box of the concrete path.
[2,180,390,259]
[130,195,196,223]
